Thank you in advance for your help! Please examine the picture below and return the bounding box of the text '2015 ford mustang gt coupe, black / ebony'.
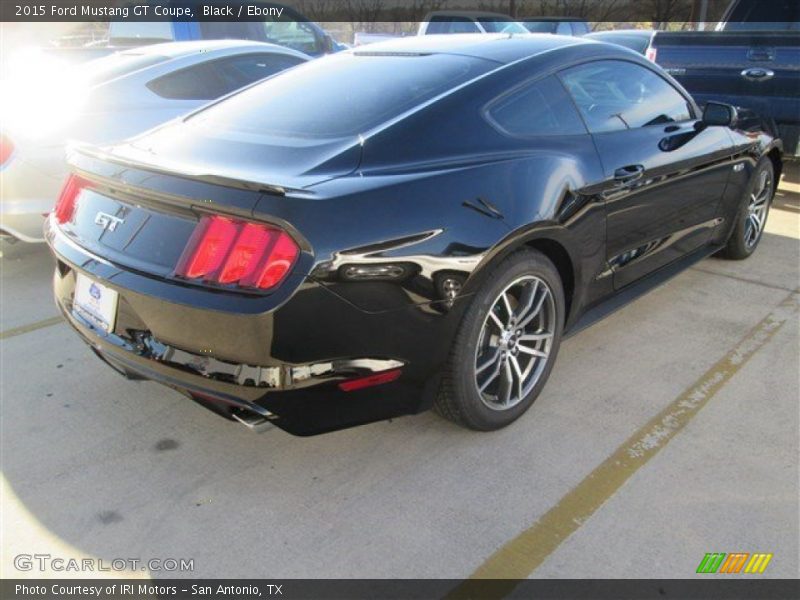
[46,34,782,436]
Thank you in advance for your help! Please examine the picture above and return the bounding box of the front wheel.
[435,250,564,431]
[719,158,774,260]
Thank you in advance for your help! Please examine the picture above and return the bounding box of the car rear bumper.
[47,217,467,435]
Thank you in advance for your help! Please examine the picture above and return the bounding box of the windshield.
[187,52,494,139]
[477,18,529,34]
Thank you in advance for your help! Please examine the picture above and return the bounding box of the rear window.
[425,17,481,35]
[147,53,305,100]
[523,22,558,33]
[476,18,529,34]
[188,52,494,138]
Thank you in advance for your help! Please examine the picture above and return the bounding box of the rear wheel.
[719,158,774,260]
[436,250,564,431]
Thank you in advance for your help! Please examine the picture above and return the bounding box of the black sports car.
[46,34,782,436]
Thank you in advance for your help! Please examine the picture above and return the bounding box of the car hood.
[90,119,364,193]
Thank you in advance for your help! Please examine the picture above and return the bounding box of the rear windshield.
[476,18,529,34]
[187,52,494,139]
[523,21,558,33]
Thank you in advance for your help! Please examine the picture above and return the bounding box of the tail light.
[0,134,14,166]
[338,368,403,392]
[54,174,90,224]
[645,47,657,63]
[176,215,299,291]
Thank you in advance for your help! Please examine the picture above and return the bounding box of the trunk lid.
[98,118,363,192]
[61,149,285,281]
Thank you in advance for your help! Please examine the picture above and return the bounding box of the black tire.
[718,158,774,260]
[435,249,564,431]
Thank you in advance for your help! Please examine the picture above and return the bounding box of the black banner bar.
[2,579,800,600]
[0,0,745,23]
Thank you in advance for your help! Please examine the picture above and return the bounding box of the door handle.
[614,164,645,184]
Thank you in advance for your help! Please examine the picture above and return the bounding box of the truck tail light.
[176,215,299,291]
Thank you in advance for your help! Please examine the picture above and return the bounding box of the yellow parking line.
[450,291,798,595]
[0,316,64,341]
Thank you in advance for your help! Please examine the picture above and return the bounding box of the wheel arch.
[465,226,580,326]
[766,147,783,190]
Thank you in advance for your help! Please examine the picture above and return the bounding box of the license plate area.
[73,273,119,334]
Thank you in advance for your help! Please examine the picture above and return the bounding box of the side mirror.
[702,102,737,127]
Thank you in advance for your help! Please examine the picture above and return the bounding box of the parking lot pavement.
[1,169,798,580]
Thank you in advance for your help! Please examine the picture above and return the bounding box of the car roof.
[116,39,304,59]
[355,33,587,64]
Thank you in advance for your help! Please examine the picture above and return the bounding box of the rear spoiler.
[67,142,291,197]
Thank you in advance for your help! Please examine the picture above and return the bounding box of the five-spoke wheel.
[744,168,771,249]
[474,276,555,411]
[436,250,564,431]
[719,157,774,260]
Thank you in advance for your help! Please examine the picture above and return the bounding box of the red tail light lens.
[176,215,300,291]
[645,47,657,63]
[54,174,90,224]
[338,368,403,392]
[0,134,14,166]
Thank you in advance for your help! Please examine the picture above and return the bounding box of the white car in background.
[0,40,308,243]
[418,11,530,35]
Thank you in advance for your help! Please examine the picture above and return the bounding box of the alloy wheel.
[473,275,556,411]
[745,169,771,249]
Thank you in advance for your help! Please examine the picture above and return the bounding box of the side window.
[147,54,304,101]
[559,60,693,133]
[555,22,572,35]
[427,17,481,34]
[487,75,587,137]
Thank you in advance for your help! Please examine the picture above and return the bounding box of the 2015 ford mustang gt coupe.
[46,35,782,436]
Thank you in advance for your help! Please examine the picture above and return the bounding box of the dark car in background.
[585,29,656,59]
[46,35,781,436]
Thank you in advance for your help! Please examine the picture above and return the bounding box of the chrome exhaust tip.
[231,407,274,434]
